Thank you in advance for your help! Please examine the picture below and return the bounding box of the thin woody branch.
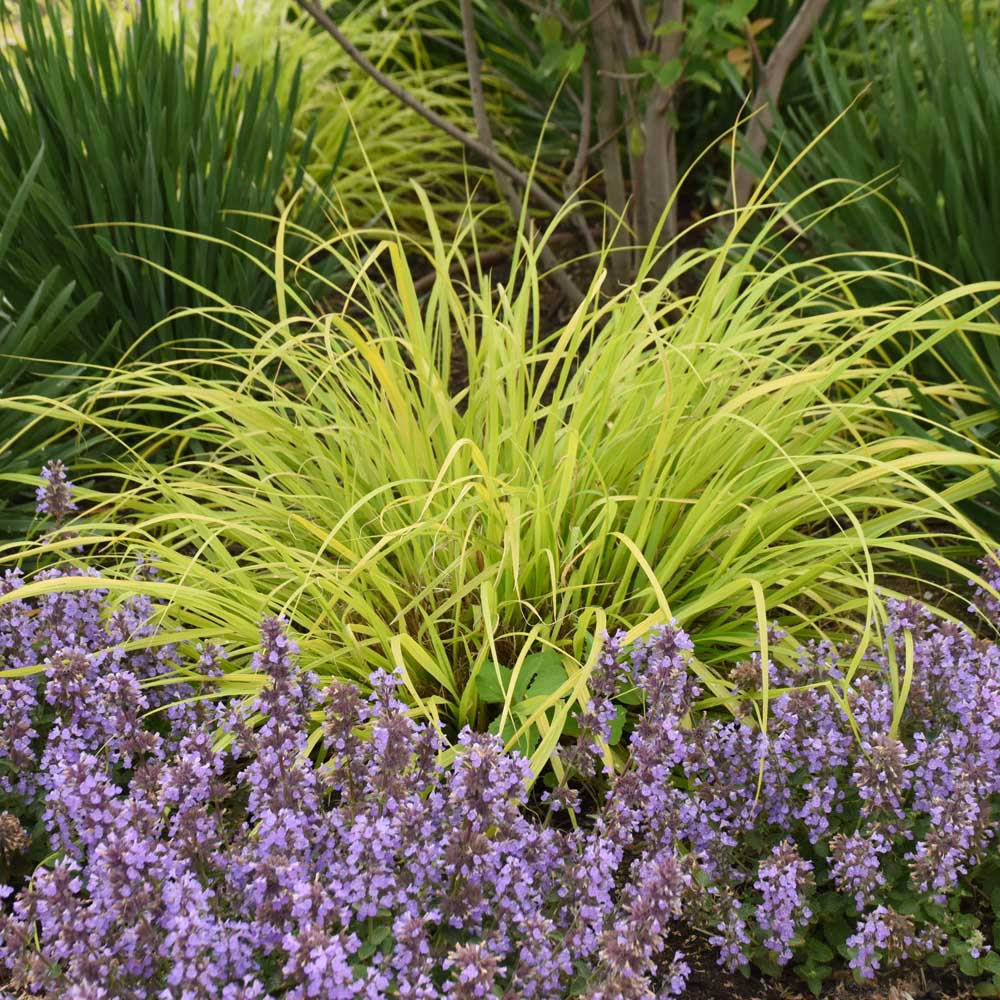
[459,0,585,305]
[293,0,564,218]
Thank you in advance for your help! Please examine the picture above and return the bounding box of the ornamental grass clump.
[9,198,999,760]
[3,469,1000,996]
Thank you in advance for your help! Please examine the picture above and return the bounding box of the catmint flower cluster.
[2,618,701,998]
[3,466,1000,994]
[753,839,813,966]
[35,460,77,525]
[845,906,944,980]
[2,602,997,995]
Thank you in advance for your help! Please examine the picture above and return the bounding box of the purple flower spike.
[36,459,77,524]
[4,542,1000,994]
[754,839,813,966]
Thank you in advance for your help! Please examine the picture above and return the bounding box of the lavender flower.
[708,891,752,972]
[846,905,934,980]
[5,535,1000,994]
[36,459,77,524]
[853,733,910,830]
[754,839,813,965]
[829,829,888,909]
[969,552,1000,626]
[443,940,504,998]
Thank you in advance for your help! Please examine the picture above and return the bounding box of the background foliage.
[760,0,1000,538]
[0,0,333,368]
[0,148,100,506]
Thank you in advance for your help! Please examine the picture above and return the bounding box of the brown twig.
[580,0,618,32]
[744,17,766,77]
[460,0,518,207]
[639,0,683,278]
[596,69,648,82]
[589,0,632,286]
[563,57,597,256]
[565,57,593,196]
[297,0,590,305]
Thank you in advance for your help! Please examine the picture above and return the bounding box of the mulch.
[680,967,973,1000]
[676,931,974,1000]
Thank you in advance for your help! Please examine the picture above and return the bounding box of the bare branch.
[563,58,597,257]
[589,0,632,286]
[639,0,683,278]
[293,0,565,219]
[565,56,593,198]
[296,0,591,304]
[460,0,518,205]
[744,17,766,77]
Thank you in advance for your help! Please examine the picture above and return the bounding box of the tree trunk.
[589,0,632,288]
[639,0,683,279]
[732,0,830,210]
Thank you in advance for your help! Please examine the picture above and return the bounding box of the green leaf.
[563,41,586,74]
[805,939,834,963]
[653,19,684,38]
[960,954,983,977]
[476,661,514,703]
[810,892,841,918]
[609,705,626,745]
[534,14,562,44]
[687,69,723,93]
[654,58,683,91]
[628,124,645,158]
[523,650,568,699]
[357,922,393,960]
[793,960,831,997]
[477,650,565,706]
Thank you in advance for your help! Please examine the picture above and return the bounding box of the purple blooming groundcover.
[0,464,999,998]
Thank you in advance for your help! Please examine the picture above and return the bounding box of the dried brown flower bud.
[0,810,30,858]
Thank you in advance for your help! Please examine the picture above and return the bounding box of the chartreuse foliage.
[3,194,999,760]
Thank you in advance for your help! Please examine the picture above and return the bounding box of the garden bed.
[4,1,1000,996]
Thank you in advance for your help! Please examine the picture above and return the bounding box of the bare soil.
[676,931,974,1000]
